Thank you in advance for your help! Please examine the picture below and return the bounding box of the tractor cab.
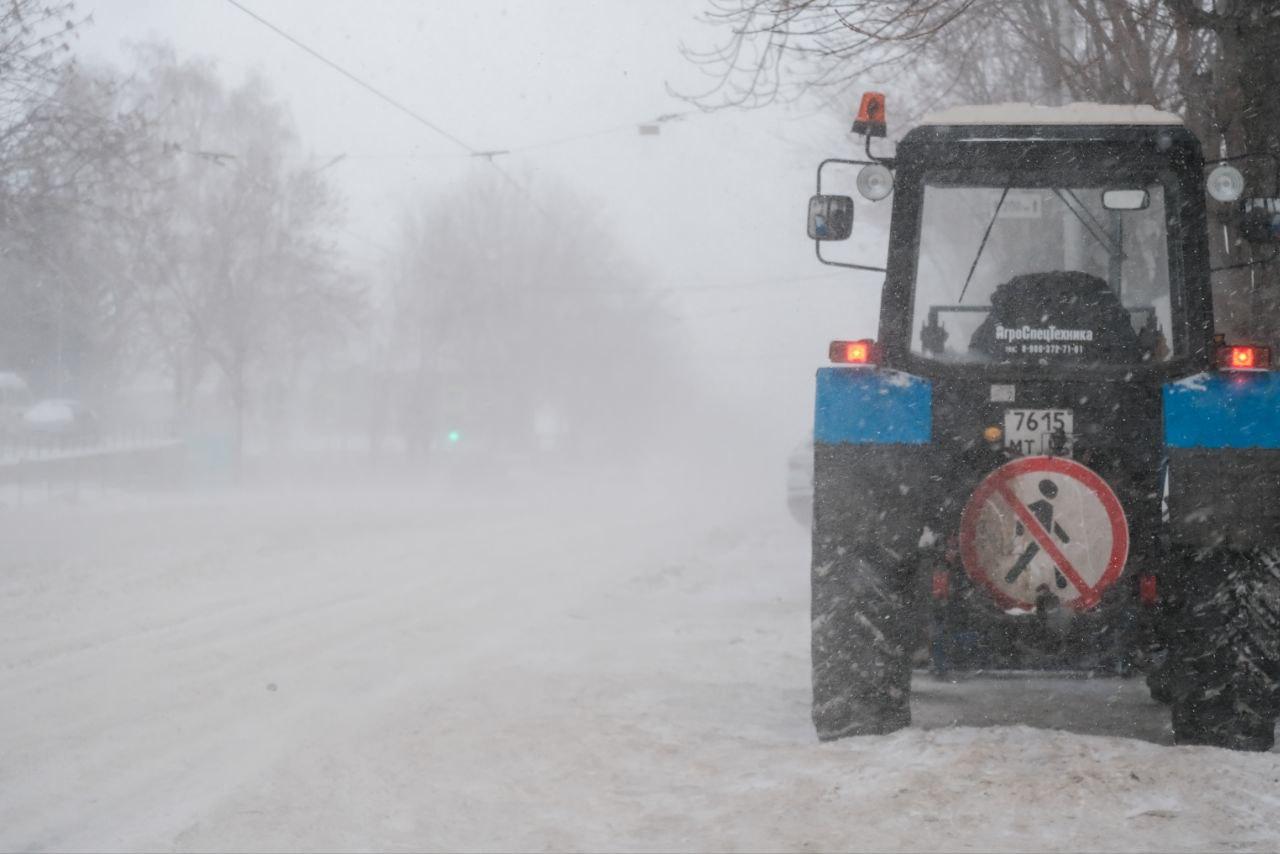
[812,102,1214,382]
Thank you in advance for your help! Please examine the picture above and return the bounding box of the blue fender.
[814,367,933,445]
[1163,372,1280,449]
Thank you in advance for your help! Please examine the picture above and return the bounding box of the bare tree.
[1165,1,1280,342]
[0,21,363,455]
[0,6,151,395]
[682,1,981,110]
[687,0,1280,342]
[114,46,361,468]
[0,1,83,160]
[388,173,686,460]
[683,1,1201,115]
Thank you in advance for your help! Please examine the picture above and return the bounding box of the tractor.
[806,94,1280,751]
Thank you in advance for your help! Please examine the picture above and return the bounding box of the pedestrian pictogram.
[959,456,1129,610]
[1005,479,1071,589]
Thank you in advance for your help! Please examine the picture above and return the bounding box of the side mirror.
[1240,198,1280,244]
[808,195,854,241]
[1102,189,1150,211]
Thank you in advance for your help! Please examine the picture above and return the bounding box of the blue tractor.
[806,96,1280,751]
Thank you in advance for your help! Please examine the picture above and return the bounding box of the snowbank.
[0,477,1275,852]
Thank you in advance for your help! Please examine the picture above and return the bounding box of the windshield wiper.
[1053,188,1125,260]
[958,184,1010,304]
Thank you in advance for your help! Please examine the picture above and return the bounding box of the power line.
[220,0,563,218]
[507,123,636,154]
[221,0,476,155]
[224,0,695,164]
[505,112,694,155]
[214,3,732,250]
[305,112,696,162]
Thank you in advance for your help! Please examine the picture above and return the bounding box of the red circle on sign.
[958,456,1129,612]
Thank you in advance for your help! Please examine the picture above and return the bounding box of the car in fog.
[22,398,100,441]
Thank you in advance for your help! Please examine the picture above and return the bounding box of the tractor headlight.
[856,164,894,202]
[1207,164,1245,203]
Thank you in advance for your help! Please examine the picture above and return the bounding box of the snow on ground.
[1,469,1278,852]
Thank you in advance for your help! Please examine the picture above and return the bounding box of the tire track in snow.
[0,485,712,850]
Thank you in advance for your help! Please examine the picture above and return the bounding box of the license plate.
[1004,408,1073,455]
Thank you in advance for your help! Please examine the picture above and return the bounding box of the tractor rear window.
[910,176,1177,366]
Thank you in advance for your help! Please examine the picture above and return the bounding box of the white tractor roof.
[920,102,1183,127]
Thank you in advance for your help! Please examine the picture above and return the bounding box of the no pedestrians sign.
[958,456,1129,611]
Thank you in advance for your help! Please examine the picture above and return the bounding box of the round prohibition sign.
[958,456,1129,611]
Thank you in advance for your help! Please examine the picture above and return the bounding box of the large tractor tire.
[1144,572,1187,706]
[811,542,918,740]
[810,442,928,742]
[1168,547,1280,751]
[1145,655,1175,705]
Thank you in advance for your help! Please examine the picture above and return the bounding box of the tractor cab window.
[910,173,1177,366]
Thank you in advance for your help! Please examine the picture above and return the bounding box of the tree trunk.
[1174,0,1280,346]
[1220,2,1280,346]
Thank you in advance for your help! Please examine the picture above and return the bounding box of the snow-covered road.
[2,472,1277,852]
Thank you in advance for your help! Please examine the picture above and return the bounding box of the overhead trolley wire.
[504,112,694,155]
[220,0,558,219]
[223,0,695,164]
[218,1,833,300]
[221,0,476,155]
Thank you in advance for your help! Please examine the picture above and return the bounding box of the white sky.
[76,0,888,444]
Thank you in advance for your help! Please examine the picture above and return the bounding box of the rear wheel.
[1145,656,1174,705]
[1168,547,1280,751]
[1144,574,1185,706]
[811,543,917,740]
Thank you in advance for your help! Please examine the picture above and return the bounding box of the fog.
[1,5,896,847]
[5,2,1280,852]
[59,0,882,489]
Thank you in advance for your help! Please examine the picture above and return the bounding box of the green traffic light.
[447,430,461,444]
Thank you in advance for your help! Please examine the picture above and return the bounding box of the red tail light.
[829,339,876,365]
[1139,574,1158,607]
[1217,343,1272,371]
[931,570,950,600]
